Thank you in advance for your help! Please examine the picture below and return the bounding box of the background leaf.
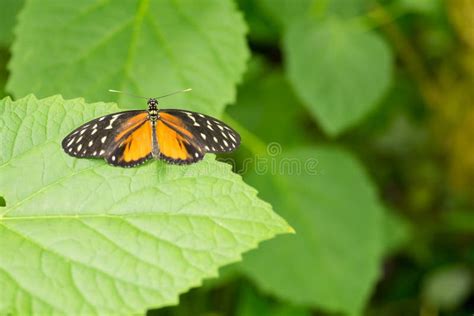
[255,0,369,31]
[236,285,310,316]
[285,18,393,136]
[238,147,387,314]
[381,207,412,255]
[227,62,311,147]
[0,0,24,47]
[0,50,8,98]
[7,0,249,115]
[0,95,290,315]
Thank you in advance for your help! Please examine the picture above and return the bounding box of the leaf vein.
[0,265,68,314]
[0,223,164,293]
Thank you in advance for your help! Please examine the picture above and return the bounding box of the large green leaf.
[7,0,248,115]
[0,95,290,315]
[238,147,386,314]
[284,18,393,136]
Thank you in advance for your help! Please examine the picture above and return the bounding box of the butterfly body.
[62,98,240,167]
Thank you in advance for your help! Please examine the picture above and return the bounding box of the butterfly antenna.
[156,88,192,99]
[108,89,148,99]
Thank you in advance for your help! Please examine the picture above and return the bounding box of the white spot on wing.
[187,113,196,121]
[76,136,83,143]
[91,129,97,135]
[67,138,75,147]
[101,136,107,143]
[229,134,236,142]
[200,133,206,140]
[99,150,105,155]
[105,114,120,129]
[213,136,218,143]
[194,153,199,158]
[223,140,228,147]
[77,144,82,151]
[112,156,116,161]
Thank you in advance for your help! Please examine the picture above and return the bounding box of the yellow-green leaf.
[0,95,290,315]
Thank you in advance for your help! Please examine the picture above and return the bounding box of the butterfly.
[62,90,240,167]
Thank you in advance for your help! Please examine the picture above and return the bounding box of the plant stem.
[370,3,441,108]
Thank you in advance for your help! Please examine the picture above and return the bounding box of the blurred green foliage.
[1,0,473,315]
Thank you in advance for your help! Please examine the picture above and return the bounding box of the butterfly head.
[147,98,159,120]
[147,98,158,108]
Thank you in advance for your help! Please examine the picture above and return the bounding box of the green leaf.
[258,0,314,30]
[397,0,443,15]
[227,64,310,147]
[323,0,369,18]
[236,0,279,44]
[442,210,474,233]
[0,49,9,98]
[284,18,393,136]
[7,0,249,115]
[257,0,370,30]
[0,0,24,46]
[0,95,290,315]
[238,147,386,314]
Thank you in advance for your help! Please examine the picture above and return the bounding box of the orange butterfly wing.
[62,110,148,159]
[155,118,204,165]
[107,118,154,167]
[158,110,240,153]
